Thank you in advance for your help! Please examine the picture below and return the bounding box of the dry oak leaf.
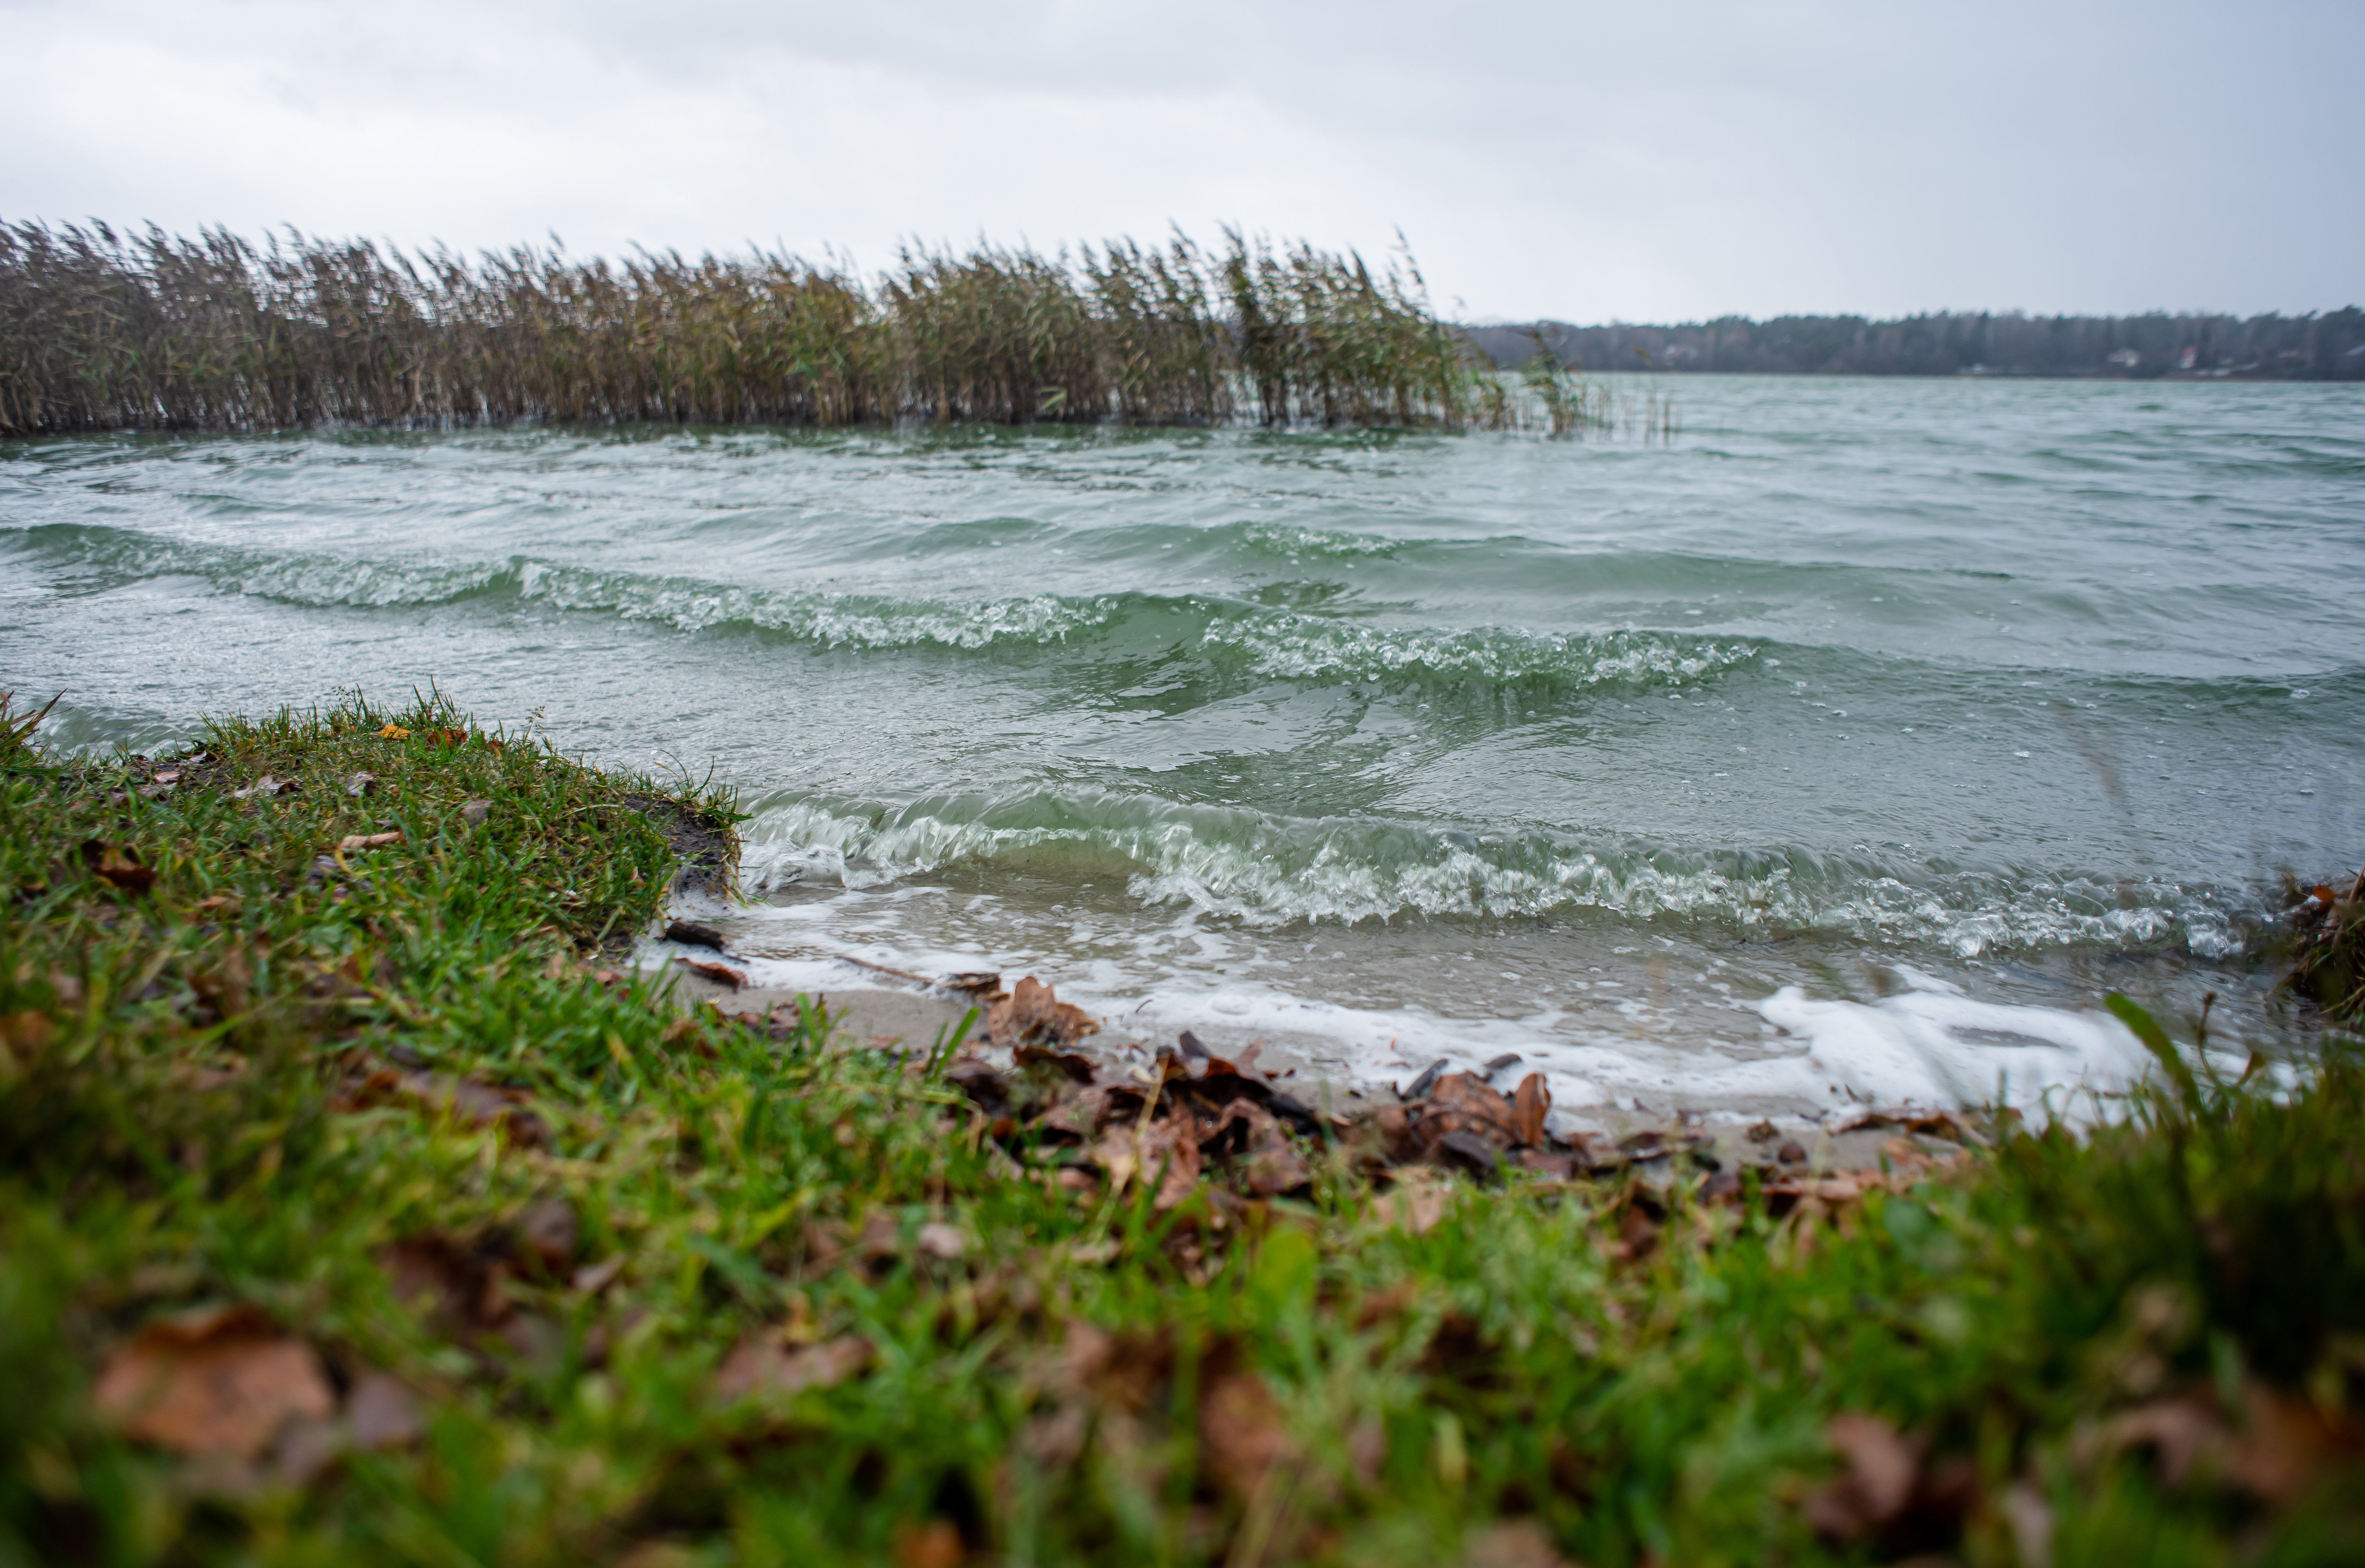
[712,1333,874,1404]
[92,1304,334,1458]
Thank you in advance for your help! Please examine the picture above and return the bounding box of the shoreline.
[6,690,2361,1565]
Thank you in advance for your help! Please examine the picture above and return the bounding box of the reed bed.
[0,222,1631,438]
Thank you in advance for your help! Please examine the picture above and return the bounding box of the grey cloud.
[0,0,2355,319]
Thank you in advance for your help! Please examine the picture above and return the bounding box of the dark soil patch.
[623,794,736,898]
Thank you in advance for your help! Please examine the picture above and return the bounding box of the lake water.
[5,376,2359,1122]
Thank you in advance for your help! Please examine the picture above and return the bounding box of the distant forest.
[1462,310,2365,380]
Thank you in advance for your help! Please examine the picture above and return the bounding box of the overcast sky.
[3,0,2356,322]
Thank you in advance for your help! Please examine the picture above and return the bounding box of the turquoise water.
[5,376,2358,1117]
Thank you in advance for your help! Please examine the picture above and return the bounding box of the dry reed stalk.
[0,222,1643,439]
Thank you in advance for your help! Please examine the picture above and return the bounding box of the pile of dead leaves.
[939,989,1326,1213]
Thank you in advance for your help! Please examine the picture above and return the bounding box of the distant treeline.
[1464,310,2365,380]
[0,222,1597,437]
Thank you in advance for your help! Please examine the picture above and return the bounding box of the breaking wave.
[738,789,2248,959]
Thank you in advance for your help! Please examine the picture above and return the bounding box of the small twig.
[831,952,966,994]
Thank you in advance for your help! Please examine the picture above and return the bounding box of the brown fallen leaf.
[2082,1382,2360,1503]
[1,1010,55,1073]
[1459,1520,1576,1568]
[892,1520,967,1568]
[231,774,298,799]
[337,831,403,852]
[1802,1411,1921,1540]
[1048,1320,1174,1413]
[1509,1072,1551,1147]
[942,971,1004,998]
[515,1198,579,1275]
[2223,1382,2359,1502]
[460,798,491,825]
[1036,1084,1118,1140]
[572,1254,627,1294]
[345,1371,424,1450]
[344,771,377,797]
[1608,1201,1662,1265]
[1212,1099,1312,1197]
[377,723,409,740]
[395,1069,547,1144]
[712,1333,874,1403]
[81,838,158,894]
[92,1304,335,1458]
[1199,1363,1294,1501]
[1999,1480,2054,1568]
[613,1543,698,1568]
[1094,1115,1201,1209]
[677,956,748,990]
[989,976,1099,1049]
[380,1236,510,1339]
[1416,1073,1521,1163]
[1377,1170,1450,1236]
[426,728,468,748]
[1013,1041,1099,1083]
[1766,1176,1864,1206]
[915,1222,969,1260]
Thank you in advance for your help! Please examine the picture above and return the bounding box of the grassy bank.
[3,691,2362,1567]
[0,224,1615,437]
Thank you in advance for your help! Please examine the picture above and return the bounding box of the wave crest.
[739,791,2244,958]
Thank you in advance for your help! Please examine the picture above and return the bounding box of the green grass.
[2,690,2361,1566]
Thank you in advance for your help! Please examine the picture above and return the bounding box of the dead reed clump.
[0,221,1660,438]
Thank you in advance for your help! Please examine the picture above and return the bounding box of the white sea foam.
[651,882,2191,1128]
